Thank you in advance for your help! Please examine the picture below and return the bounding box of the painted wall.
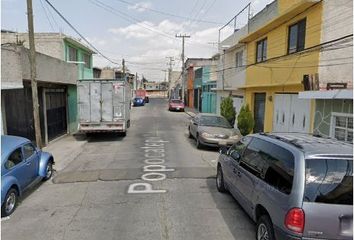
[67,85,78,133]
[244,2,322,132]
[314,99,353,137]
[318,0,353,89]
[64,40,93,80]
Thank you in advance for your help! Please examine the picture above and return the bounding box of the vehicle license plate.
[219,140,227,146]
[176,108,180,110]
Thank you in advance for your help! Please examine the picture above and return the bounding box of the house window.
[288,18,306,54]
[68,46,78,61]
[331,113,353,143]
[235,51,243,68]
[256,38,267,63]
[83,53,91,68]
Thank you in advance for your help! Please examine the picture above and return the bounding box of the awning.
[298,90,353,99]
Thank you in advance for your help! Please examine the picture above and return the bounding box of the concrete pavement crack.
[61,183,89,240]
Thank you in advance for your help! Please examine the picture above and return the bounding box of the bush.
[220,97,236,126]
[237,104,255,136]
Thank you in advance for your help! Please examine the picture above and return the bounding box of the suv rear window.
[304,159,353,205]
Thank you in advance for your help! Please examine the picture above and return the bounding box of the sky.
[2,0,272,82]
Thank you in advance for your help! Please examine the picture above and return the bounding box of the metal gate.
[45,89,67,141]
[202,92,216,113]
[273,94,311,133]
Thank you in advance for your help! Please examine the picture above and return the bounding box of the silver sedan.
[188,113,242,149]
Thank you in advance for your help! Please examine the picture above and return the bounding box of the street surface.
[2,98,255,240]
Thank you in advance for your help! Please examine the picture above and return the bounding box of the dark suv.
[216,133,353,240]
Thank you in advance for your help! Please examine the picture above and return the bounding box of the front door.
[254,93,266,133]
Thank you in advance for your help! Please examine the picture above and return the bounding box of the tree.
[220,97,236,126]
[237,104,255,136]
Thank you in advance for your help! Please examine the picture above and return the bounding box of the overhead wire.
[113,0,222,25]
[89,0,177,41]
[39,0,55,31]
[44,0,120,65]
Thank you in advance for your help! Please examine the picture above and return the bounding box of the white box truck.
[77,79,131,135]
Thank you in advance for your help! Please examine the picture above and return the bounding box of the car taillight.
[285,208,305,233]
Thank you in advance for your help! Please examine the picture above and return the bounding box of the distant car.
[168,99,185,112]
[144,96,149,103]
[188,113,241,149]
[133,97,145,107]
[217,133,353,240]
[1,135,54,217]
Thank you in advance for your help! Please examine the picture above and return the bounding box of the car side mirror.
[219,146,228,154]
[230,151,241,161]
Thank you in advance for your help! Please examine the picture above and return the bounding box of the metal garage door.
[45,89,67,141]
[273,94,311,133]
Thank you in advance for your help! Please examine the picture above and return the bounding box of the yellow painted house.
[240,0,323,133]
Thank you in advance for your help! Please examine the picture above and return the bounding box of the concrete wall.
[218,45,247,90]
[1,46,23,89]
[20,47,78,85]
[248,0,278,33]
[318,0,353,89]
[100,68,115,79]
[2,33,65,60]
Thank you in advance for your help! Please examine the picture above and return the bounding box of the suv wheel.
[1,188,18,217]
[216,166,227,193]
[256,215,275,240]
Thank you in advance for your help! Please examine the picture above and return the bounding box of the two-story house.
[2,32,95,135]
[240,0,322,133]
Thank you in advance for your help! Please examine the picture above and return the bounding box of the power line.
[89,0,177,41]
[39,0,55,31]
[44,0,120,65]
[113,0,222,25]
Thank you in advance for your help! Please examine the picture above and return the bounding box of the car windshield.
[304,158,353,205]
[199,116,232,128]
[171,100,182,104]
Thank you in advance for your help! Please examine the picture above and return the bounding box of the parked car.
[1,135,54,217]
[188,113,241,149]
[216,133,353,240]
[168,99,185,112]
[133,97,145,107]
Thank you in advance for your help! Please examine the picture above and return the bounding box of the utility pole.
[175,34,190,102]
[166,56,174,99]
[27,0,42,148]
[135,72,138,90]
[122,58,125,82]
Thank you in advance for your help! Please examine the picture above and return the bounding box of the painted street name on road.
[128,134,175,194]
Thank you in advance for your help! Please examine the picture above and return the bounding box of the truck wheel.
[122,131,127,137]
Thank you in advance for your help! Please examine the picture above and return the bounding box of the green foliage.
[220,97,236,125]
[237,104,255,136]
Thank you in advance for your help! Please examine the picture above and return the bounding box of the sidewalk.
[184,107,199,118]
[42,134,87,172]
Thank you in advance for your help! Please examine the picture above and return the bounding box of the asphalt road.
[2,98,255,240]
